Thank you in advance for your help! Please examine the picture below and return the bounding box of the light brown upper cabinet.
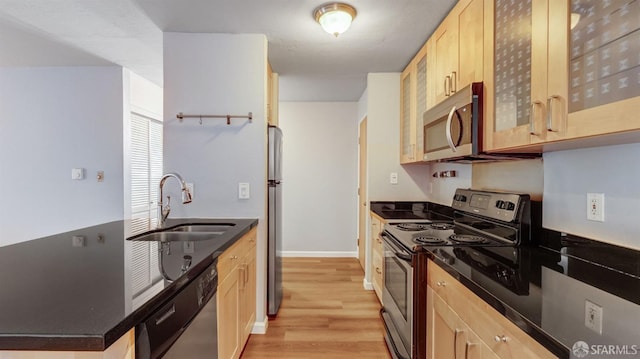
[400,0,485,164]
[485,0,640,152]
[433,0,485,105]
[400,62,416,163]
[400,42,430,164]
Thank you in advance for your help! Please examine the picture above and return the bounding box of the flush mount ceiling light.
[314,3,357,37]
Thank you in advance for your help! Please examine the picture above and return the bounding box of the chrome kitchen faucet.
[157,172,192,228]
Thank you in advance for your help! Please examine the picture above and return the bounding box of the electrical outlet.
[71,168,85,180]
[390,172,398,184]
[587,193,605,222]
[585,300,603,334]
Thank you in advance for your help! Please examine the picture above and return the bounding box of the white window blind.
[130,111,163,296]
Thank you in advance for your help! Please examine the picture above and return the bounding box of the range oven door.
[381,232,413,359]
[423,82,482,162]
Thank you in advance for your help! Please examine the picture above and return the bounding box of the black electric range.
[380,189,536,359]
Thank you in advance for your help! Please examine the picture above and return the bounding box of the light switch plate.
[239,183,250,199]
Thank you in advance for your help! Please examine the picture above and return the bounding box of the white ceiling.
[0,0,456,101]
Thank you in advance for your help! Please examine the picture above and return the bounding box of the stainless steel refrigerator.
[267,125,283,317]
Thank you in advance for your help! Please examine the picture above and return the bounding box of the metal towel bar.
[176,112,253,125]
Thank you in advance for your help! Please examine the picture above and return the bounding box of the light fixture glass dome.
[314,3,357,37]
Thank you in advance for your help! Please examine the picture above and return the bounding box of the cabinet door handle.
[241,264,250,287]
[436,280,446,287]
[450,72,457,93]
[375,267,382,274]
[464,342,477,359]
[444,76,451,96]
[245,263,249,284]
[546,95,560,132]
[454,329,463,359]
[529,101,542,135]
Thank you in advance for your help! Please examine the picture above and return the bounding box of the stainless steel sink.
[129,231,221,242]
[168,223,235,233]
[127,223,236,242]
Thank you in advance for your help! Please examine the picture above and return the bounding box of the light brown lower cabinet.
[427,260,557,359]
[240,232,257,343]
[218,227,257,359]
[370,212,385,303]
[428,287,499,359]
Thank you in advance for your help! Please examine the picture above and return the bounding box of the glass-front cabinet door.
[486,0,548,151]
[400,66,415,163]
[486,0,640,152]
[550,0,640,142]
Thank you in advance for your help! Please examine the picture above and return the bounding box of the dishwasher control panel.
[197,262,217,306]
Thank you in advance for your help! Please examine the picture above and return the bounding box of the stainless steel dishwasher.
[135,260,218,359]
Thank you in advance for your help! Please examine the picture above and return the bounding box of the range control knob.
[506,201,516,211]
[455,195,467,202]
[495,200,505,209]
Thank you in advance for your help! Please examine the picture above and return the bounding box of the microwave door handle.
[445,106,457,152]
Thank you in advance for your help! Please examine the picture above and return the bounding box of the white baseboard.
[251,316,268,334]
[363,278,373,291]
[282,251,357,258]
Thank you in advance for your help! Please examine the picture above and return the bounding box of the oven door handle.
[381,232,412,262]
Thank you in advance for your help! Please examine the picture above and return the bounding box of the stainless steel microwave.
[423,82,483,162]
[422,82,539,162]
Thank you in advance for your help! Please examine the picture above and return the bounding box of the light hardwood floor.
[241,257,392,359]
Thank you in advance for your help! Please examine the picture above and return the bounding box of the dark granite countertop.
[370,201,454,221]
[0,218,258,351]
[374,199,640,357]
[427,232,640,359]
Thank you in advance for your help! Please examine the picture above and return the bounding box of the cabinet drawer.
[244,227,257,251]
[373,235,383,256]
[372,249,383,303]
[428,261,556,359]
[218,237,245,281]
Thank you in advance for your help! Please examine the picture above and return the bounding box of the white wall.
[366,73,431,201]
[359,73,434,287]
[162,32,269,329]
[543,143,640,250]
[430,163,472,205]
[0,67,125,246]
[278,102,359,256]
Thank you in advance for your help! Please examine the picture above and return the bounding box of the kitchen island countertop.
[0,218,258,351]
